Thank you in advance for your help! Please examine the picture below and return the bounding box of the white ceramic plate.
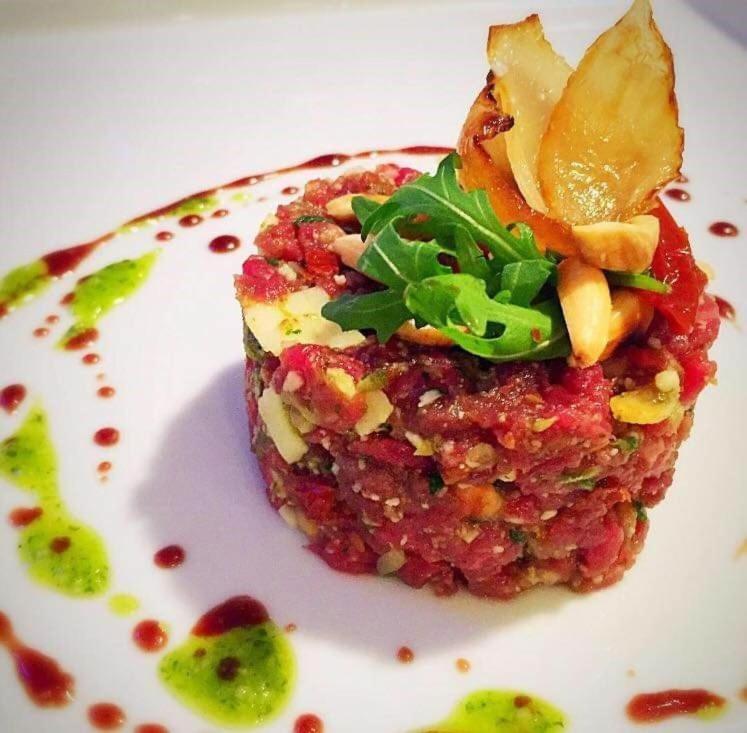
[0,2,745,731]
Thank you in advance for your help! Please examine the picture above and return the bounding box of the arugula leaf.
[404,274,570,362]
[351,196,383,227]
[361,153,540,265]
[454,227,491,282]
[500,260,555,307]
[605,271,670,294]
[357,224,449,292]
[321,290,411,343]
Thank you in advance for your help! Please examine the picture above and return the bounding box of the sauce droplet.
[45,314,60,325]
[396,646,414,664]
[155,231,174,242]
[154,544,186,569]
[64,327,99,351]
[0,611,75,707]
[284,623,297,633]
[97,461,112,474]
[626,689,726,723]
[282,186,299,195]
[97,386,116,399]
[664,188,690,202]
[715,295,736,322]
[60,292,75,306]
[135,726,169,733]
[82,353,100,365]
[1,384,27,414]
[33,327,49,338]
[208,235,241,254]
[94,427,120,447]
[455,658,471,673]
[211,209,229,218]
[50,536,71,554]
[192,596,269,637]
[8,506,43,527]
[88,702,126,730]
[709,221,739,237]
[178,214,202,228]
[133,620,169,653]
[294,713,324,733]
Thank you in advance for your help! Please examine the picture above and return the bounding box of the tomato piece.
[643,202,707,334]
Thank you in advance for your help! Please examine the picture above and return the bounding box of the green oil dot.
[169,195,219,216]
[108,593,141,617]
[416,690,567,733]
[159,623,295,727]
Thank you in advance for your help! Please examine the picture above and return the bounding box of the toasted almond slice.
[396,322,455,347]
[488,15,572,213]
[329,233,367,269]
[325,193,389,223]
[557,257,612,367]
[600,289,655,360]
[572,214,660,273]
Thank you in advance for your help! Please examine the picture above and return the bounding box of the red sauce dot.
[154,544,186,569]
[626,689,726,723]
[664,188,691,202]
[284,623,297,633]
[64,327,98,351]
[82,353,100,365]
[191,596,269,637]
[97,461,112,474]
[709,221,739,237]
[50,536,71,554]
[88,702,126,730]
[94,427,120,447]
[294,713,324,733]
[45,314,60,325]
[178,214,202,227]
[33,327,50,338]
[514,695,532,708]
[155,231,174,242]
[282,186,299,195]
[97,386,116,399]
[1,384,27,414]
[8,506,43,527]
[132,620,168,653]
[211,209,230,218]
[455,658,471,673]
[215,656,241,681]
[208,235,241,254]
[135,726,169,733]
[396,646,414,664]
[193,647,206,658]
[60,292,75,306]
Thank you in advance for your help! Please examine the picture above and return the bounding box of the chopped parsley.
[428,473,445,495]
[634,500,648,522]
[509,528,527,544]
[294,215,329,226]
[614,434,640,454]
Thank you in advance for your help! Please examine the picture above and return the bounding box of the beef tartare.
[235,0,719,599]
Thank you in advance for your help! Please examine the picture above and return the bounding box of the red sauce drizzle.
[97,386,116,398]
[132,620,168,653]
[45,314,59,324]
[626,689,726,723]
[135,726,169,733]
[82,353,100,364]
[97,461,112,474]
[178,214,202,228]
[294,713,324,733]
[715,295,736,322]
[88,702,126,730]
[709,221,739,237]
[42,241,102,278]
[33,327,50,338]
[50,536,71,554]
[396,646,414,663]
[211,209,229,218]
[64,327,99,351]
[155,231,174,242]
[191,596,269,637]
[154,544,186,569]
[664,188,690,202]
[0,611,74,707]
[282,186,299,195]
[208,235,241,254]
[1,384,26,414]
[8,506,43,527]
[94,427,120,447]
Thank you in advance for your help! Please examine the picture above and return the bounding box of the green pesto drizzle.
[159,622,295,727]
[169,195,219,216]
[0,260,50,314]
[0,407,109,596]
[417,690,566,733]
[60,251,158,347]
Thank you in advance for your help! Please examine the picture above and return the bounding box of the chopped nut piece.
[325,193,389,223]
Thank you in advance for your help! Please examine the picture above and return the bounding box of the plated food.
[236,0,719,599]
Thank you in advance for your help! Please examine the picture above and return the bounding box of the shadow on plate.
[133,362,569,658]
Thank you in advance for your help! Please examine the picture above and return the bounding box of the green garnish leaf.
[634,500,648,522]
[321,290,411,343]
[294,215,329,225]
[351,196,382,226]
[361,153,541,265]
[454,227,491,282]
[509,528,527,544]
[500,259,556,307]
[605,271,670,294]
[428,473,445,495]
[614,434,640,454]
